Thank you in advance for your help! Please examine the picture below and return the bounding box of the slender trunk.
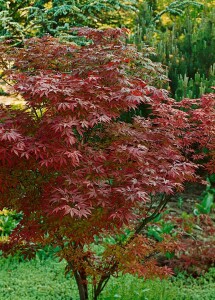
[93,275,111,300]
[74,270,89,300]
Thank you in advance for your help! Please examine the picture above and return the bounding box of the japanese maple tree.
[0,28,215,300]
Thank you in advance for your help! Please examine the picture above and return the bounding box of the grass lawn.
[0,256,215,300]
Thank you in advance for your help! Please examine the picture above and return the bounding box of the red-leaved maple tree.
[0,28,215,300]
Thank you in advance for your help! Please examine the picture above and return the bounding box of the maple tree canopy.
[0,28,214,300]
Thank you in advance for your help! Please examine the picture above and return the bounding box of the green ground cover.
[0,256,214,300]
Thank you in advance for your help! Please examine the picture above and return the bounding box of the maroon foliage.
[0,28,214,299]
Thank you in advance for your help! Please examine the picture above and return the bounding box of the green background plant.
[194,177,215,215]
[0,208,22,237]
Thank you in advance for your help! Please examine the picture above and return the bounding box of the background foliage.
[131,0,215,99]
[0,0,137,44]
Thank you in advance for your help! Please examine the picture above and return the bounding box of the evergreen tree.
[131,0,215,99]
[0,0,137,44]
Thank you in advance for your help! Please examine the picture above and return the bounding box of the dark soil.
[167,182,206,214]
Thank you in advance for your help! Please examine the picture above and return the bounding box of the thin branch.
[135,194,170,235]
[32,107,39,120]
[94,275,110,300]
[0,75,14,87]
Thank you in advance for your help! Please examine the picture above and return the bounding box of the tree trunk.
[93,275,111,300]
[74,270,89,300]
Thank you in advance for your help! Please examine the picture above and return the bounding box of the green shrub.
[0,208,22,237]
